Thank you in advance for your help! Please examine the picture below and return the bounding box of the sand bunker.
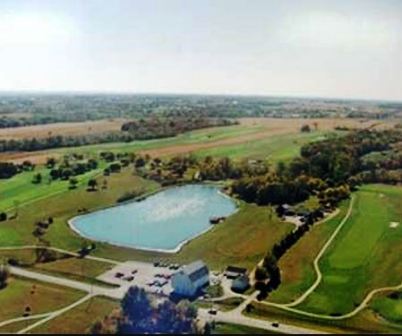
[390,222,400,228]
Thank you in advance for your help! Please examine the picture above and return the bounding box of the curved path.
[282,195,355,307]
[262,279,402,320]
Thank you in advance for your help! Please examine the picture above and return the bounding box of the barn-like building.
[171,260,209,297]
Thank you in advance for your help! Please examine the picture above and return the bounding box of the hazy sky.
[0,0,401,100]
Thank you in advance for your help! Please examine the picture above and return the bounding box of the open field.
[0,162,107,211]
[0,277,84,322]
[29,296,119,334]
[269,184,402,320]
[168,204,293,271]
[370,291,402,324]
[1,117,392,164]
[296,185,402,315]
[244,301,402,334]
[0,119,126,140]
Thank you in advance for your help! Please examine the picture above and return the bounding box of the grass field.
[168,204,294,271]
[0,277,84,322]
[31,297,119,334]
[370,291,402,324]
[269,184,402,318]
[297,185,402,315]
[194,131,335,162]
[269,201,350,304]
[1,117,380,165]
[245,302,402,334]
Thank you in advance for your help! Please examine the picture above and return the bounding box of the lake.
[69,184,237,252]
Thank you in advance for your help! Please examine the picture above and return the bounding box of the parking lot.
[97,260,181,296]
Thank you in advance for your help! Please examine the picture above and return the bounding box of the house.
[171,260,209,297]
[276,204,295,217]
[224,266,247,279]
[231,274,250,293]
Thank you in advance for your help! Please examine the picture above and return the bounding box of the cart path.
[281,196,355,307]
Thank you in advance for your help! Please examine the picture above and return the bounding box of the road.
[8,266,325,334]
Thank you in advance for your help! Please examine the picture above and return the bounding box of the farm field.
[0,117,386,165]
[0,119,126,140]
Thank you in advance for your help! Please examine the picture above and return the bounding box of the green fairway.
[296,185,402,315]
[0,277,84,322]
[370,292,402,324]
[269,200,351,304]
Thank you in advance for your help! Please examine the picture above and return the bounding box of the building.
[231,274,250,293]
[171,260,209,297]
[224,266,247,279]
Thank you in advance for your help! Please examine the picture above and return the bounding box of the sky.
[0,0,401,101]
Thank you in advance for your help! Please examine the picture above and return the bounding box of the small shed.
[231,275,250,293]
[225,266,247,279]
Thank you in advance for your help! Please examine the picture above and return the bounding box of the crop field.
[269,184,402,319]
[0,119,126,140]
[0,117,386,165]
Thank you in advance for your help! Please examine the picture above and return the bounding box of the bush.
[0,212,7,222]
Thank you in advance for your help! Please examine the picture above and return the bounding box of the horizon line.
[0,89,401,104]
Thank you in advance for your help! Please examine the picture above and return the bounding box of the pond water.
[69,184,237,252]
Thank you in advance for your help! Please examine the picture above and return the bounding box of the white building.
[171,260,209,297]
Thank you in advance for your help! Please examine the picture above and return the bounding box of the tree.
[94,286,198,334]
[0,264,10,289]
[87,179,98,191]
[0,212,7,222]
[32,173,42,184]
[301,124,311,133]
[69,178,78,190]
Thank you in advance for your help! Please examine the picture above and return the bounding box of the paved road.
[198,307,325,334]
[9,266,126,300]
[9,266,325,334]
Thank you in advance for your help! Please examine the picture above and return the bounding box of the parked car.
[208,308,217,315]
[272,322,279,328]
[115,272,124,278]
[124,276,134,281]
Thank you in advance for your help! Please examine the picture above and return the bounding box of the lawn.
[0,277,84,322]
[31,296,119,334]
[294,185,402,315]
[168,204,294,271]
